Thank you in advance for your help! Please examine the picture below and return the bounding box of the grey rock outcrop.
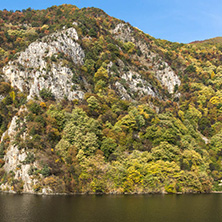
[3,27,86,101]
[112,23,181,94]
[155,62,181,94]
[0,112,38,193]
[115,71,157,100]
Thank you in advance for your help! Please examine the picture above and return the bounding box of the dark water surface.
[0,193,222,222]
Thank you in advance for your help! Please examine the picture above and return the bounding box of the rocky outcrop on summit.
[3,27,86,101]
[112,23,135,43]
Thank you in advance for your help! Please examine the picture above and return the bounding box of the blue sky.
[0,0,222,43]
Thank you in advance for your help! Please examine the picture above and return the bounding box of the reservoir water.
[0,193,222,222]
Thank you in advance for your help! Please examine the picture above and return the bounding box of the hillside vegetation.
[0,5,222,194]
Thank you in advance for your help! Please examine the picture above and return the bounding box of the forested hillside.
[0,4,221,194]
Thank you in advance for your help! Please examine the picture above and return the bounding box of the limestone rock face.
[155,62,181,94]
[3,27,86,101]
[122,71,156,97]
[112,23,181,94]
[1,114,38,193]
[115,71,157,100]
[112,23,135,42]
[3,144,35,193]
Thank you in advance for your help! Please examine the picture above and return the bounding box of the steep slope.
[2,22,180,102]
[3,27,85,101]
[0,5,221,194]
[112,23,180,94]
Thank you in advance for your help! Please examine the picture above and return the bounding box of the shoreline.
[210,191,222,194]
[1,190,222,196]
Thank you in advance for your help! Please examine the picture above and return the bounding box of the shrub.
[22,152,35,164]
[39,88,55,101]
[28,102,42,115]
[41,165,51,177]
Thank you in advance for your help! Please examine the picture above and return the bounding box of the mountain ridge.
[190,36,222,45]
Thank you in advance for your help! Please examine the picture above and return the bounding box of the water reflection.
[0,193,222,222]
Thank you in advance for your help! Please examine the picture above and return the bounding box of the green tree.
[58,108,101,156]
[151,142,181,162]
[101,137,117,158]
[87,96,99,110]
[94,66,109,82]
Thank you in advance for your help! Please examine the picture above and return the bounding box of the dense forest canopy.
[0,4,222,194]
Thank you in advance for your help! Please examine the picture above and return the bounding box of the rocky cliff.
[3,27,86,101]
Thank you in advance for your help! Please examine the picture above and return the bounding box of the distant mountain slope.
[190,36,222,45]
